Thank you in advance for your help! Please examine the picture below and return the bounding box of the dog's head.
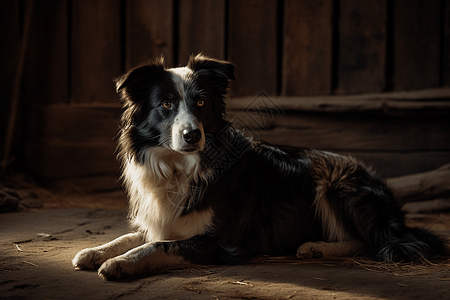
[116,54,234,161]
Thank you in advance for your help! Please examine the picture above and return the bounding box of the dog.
[72,54,448,280]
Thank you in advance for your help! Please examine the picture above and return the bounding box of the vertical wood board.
[23,0,69,105]
[228,0,278,96]
[393,0,441,91]
[444,0,450,87]
[0,0,20,118]
[282,0,333,96]
[71,0,122,103]
[0,0,20,158]
[337,0,387,94]
[178,0,225,65]
[126,0,174,69]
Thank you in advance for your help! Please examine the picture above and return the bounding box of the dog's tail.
[374,226,448,262]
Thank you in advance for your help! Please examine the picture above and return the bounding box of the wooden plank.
[337,0,386,94]
[352,152,450,178]
[25,143,119,179]
[227,88,450,114]
[393,0,441,91]
[71,0,122,103]
[444,0,450,87]
[178,0,225,65]
[25,104,122,179]
[23,0,68,104]
[282,0,333,96]
[228,0,278,96]
[227,111,450,151]
[27,104,122,144]
[126,0,174,69]
[48,175,124,193]
[387,164,450,203]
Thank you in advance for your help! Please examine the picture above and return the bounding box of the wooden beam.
[227,111,450,151]
[227,88,450,113]
[387,164,450,203]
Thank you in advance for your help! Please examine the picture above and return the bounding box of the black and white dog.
[73,54,448,280]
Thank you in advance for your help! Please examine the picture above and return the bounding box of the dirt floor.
[1,186,450,300]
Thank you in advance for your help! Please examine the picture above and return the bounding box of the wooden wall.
[1,0,449,190]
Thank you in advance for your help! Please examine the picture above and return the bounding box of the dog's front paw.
[296,242,325,259]
[98,257,135,281]
[72,248,107,270]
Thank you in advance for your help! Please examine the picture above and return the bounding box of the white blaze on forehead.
[168,67,193,98]
[167,67,205,152]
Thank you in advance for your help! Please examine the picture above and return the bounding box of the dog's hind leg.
[296,240,362,259]
[72,232,145,270]
[309,153,448,261]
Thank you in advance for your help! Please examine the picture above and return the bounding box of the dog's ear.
[187,54,235,96]
[114,56,166,104]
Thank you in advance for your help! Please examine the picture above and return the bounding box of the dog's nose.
[183,129,202,144]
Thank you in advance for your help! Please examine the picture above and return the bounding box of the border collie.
[73,54,448,280]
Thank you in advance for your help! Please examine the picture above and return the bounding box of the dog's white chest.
[123,151,212,242]
[170,209,214,239]
[133,194,214,241]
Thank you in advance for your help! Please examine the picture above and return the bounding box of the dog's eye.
[196,100,205,107]
[162,101,172,109]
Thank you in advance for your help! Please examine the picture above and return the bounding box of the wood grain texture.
[337,0,386,94]
[349,152,450,178]
[444,0,450,87]
[227,88,450,113]
[126,0,174,69]
[71,0,122,103]
[387,164,450,203]
[0,0,20,116]
[25,143,119,179]
[227,111,450,151]
[178,0,225,65]
[23,0,68,104]
[25,104,122,179]
[27,105,122,144]
[393,0,441,91]
[282,0,333,96]
[228,0,278,96]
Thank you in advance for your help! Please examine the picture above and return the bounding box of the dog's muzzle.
[171,122,205,153]
[183,129,202,145]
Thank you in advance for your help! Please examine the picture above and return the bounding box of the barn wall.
[1,0,449,190]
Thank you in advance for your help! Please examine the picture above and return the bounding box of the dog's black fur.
[73,54,448,280]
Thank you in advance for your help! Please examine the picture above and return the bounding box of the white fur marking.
[172,209,214,239]
[171,103,205,152]
[122,147,211,242]
[98,242,188,280]
[314,185,349,242]
[168,67,206,152]
[168,67,193,94]
[72,232,145,270]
